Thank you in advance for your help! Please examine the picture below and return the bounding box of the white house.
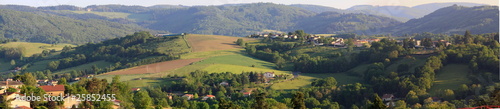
[219,81,229,86]
[182,94,194,100]
[381,94,395,101]
[264,72,275,78]
[3,92,31,108]
[64,96,81,108]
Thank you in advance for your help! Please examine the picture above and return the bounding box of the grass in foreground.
[429,64,472,94]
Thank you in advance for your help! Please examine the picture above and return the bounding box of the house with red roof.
[131,88,141,92]
[202,95,216,100]
[39,85,65,96]
[14,106,32,109]
[1,81,24,93]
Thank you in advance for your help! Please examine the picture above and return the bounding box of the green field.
[386,56,427,73]
[171,54,285,75]
[95,72,174,88]
[54,61,113,74]
[181,49,243,59]
[0,59,13,72]
[429,64,472,94]
[315,34,335,37]
[0,42,74,57]
[271,72,363,90]
[202,64,289,74]
[24,60,56,72]
[145,36,191,55]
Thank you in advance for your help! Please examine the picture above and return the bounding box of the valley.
[0,2,497,109]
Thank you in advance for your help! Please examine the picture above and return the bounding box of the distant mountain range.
[0,2,496,44]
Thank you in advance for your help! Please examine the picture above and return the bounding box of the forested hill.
[142,3,404,36]
[0,9,154,44]
[345,2,486,22]
[387,5,499,35]
[295,11,401,34]
[144,3,315,36]
[0,3,496,42]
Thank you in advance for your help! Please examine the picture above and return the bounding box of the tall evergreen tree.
[252,93,268,109]
[292,91,306,109]
[464,30,473,44]
[370,94,387,109]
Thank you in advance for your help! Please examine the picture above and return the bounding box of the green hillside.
[296,11,401,34]
[389,5,499,35]
[0,9,153,44]
[145,3,315,36]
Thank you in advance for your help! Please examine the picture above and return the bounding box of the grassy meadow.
[0,42,74,57]
[429,64,472,94]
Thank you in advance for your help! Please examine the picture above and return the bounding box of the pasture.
[429,64,472,94]
[170,54,283,75]
[186,34,256,52]
[54,61,113,74]
[103,58,204,75]
[24,59,57,72]
[270,72,363,90]
[0,42,74,57]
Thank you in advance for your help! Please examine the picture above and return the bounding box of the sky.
[0,0,497,9]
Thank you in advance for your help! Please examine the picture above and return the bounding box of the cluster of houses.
[0,79,120,109]
[248,34,299,39]
[178,73,278,101]
[249,33,451,48]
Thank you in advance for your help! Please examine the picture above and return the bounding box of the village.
[248,33,452,48]
[0,71,289,109]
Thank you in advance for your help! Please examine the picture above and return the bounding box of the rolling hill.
[346,2,487,22]
[0,3,495,44]
[144,3,315,36]
[0,9,157,44]
[387,5,499,35]
[295,11,402,34]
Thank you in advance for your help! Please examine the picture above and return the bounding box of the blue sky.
[0,0,497,9]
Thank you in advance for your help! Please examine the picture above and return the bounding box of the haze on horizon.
[0,0,497,9]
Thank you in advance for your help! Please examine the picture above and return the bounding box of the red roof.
[206,95,215,97]
[243,92,252,95]
[39,85,65,92]
[112,99,121,103]
[183,94,193,97]
[14,106,32,109]
[131,88,141,91]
